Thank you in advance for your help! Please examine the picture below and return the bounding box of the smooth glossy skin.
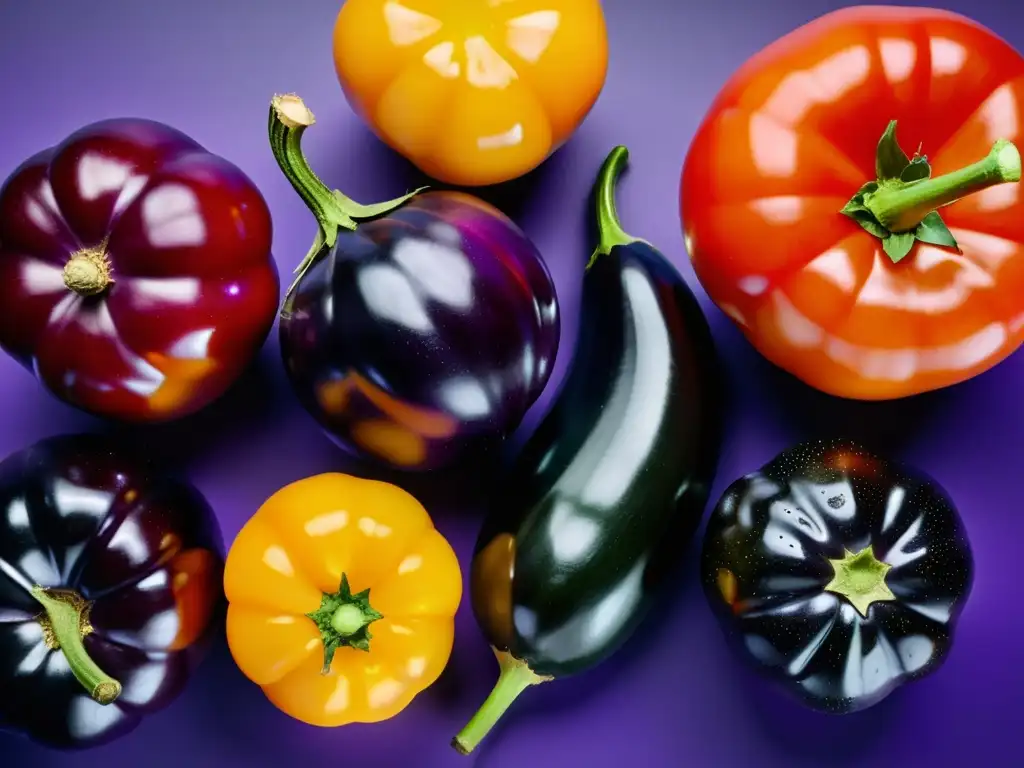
[681,7,1024,400]
[701,440,973,714]
[223,473,462,727]
[470,240,722,677]
[332,0,609,186]
[0,119,280,422]
[0,435,224,748]
[280,191,560,471]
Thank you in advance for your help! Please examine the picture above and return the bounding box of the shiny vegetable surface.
[224,473,462,727]
[332,0,608,186]
[701,439,973,714]
[681,7,1024,400]
[272,94,560,471]
[0,118,280,422]
[453,146,723,755]
[0,435,224,748]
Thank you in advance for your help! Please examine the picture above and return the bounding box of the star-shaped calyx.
[823,545,896,617]
[305,574,384,674]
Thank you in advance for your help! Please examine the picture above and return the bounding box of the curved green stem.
[841,120,1022,263]
[589,145,644,268]
[451,648,552,756]
[866,139,1021,232]
[268,93,428,311]
[30,587,121,705]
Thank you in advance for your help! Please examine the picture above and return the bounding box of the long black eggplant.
[452,146,724,755]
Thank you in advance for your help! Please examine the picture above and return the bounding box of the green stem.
[268,94,345,240]
[30,587,121,705]
[589,145,643,267]
[451,649,552,756]
[866,139,1021,232]
[268,93,427,309]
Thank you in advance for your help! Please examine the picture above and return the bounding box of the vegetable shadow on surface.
[713,646,902,765]
[330,122,589,235]
[714,318,971,456]
[91,343,288,474]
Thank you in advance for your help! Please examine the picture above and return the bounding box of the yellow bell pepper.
[332,0,609,186]
[223,473,462,726]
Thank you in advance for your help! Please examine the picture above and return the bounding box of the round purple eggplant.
[0,434,224,749]
[269,94,560,471]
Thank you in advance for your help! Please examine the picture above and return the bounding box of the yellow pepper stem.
[305,573,383,674]
[330,604,370,635]
[451,648,552,756]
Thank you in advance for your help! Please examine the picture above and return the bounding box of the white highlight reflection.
[978,84,1019,144]
[762,46,870,125]
[383,1,442,46]
[930,37,967,77]
[142,183,207,248]
[77,154,131,202]
[879,38,916,83]
[393,237,474,308]
[506,11,560,62]
[358,263,434,333]
[578,267,670,507]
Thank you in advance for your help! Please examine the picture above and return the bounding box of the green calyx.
[268,93,427,311]
[589,145,650,269]
[823,545,896,617]
[841,120,1021,263]
[306,573,384,674]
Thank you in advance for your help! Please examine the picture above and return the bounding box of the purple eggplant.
[270,94,560,471]
[0,434,224,749]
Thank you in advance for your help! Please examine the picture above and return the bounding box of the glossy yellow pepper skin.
[332,0,609,186]
[224,473,462,727]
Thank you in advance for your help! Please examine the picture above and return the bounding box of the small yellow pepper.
[224,473,462,726]
[332,0,609,186]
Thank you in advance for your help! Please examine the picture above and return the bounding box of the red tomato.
[681,7,1024,400]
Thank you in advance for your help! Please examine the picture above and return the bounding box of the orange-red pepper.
[682,7,1024,400]
[223,473,462,726]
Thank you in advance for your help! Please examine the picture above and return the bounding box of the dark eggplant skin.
[700,439,973,715]
[453,146,723,755]
[268,94,559,472]
[0,434,224,749]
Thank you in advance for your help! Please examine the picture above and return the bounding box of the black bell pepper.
[701,439,973,714]
[0,435,224,748]
[452,146,723,755]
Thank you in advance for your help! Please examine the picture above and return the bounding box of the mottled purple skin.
[279,190,560,472]
[0,434,225,749]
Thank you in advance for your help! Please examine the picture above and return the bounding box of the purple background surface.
[1,1,1021,766]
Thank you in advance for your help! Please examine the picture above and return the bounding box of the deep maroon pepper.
[0,435,224,749]
[0,118,280,423]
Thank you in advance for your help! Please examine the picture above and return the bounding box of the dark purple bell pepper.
[269,94,560,471]
[0,434,224,749]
